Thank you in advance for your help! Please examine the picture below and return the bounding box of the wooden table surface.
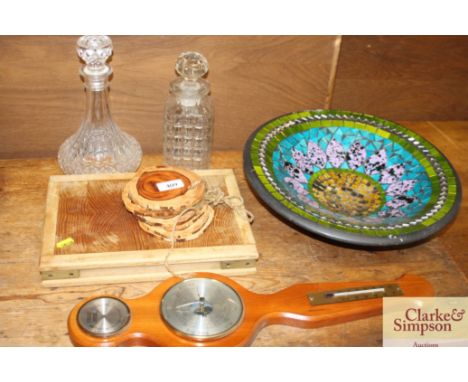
[0,121,467,346]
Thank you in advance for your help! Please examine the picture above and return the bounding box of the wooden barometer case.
[68,272,433,346]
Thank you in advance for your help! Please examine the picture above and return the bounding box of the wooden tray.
[40,169,258,287]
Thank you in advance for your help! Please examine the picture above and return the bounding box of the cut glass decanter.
[58,35,142,174]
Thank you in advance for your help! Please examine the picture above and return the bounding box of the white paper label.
[155,179,184,192]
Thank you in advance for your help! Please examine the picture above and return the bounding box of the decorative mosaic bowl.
[244,110,461,247]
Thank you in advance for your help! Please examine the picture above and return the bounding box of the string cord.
[163,183,254,277]
[204,187,255,224]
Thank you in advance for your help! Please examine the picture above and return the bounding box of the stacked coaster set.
[122,166,214,242]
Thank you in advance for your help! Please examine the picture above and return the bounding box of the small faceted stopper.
[77,35,113,74]
[175,51,209,80]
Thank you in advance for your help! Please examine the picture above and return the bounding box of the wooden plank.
[332,36,468,120]
[0,35,340,159]
[42,263,257,288]
[41,244,258,270]
[40,180,59,258]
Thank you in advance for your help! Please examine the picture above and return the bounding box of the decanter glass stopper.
[76,35,113,75]
[175,51,209,80]
[58,35,142,174]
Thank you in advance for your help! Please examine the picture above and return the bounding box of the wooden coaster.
[122,183,205,219]
[136,206,204,231]
[125,167,206,217]
[137,205,214,242]
[136,170,191,201]
[122,166,215,242]
[137,205,212,238]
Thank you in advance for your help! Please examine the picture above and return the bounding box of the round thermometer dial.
[160,278,244,340]
[77,297,130,338]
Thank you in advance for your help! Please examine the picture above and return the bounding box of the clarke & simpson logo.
[383,297,468,347]
[393,307,465,336]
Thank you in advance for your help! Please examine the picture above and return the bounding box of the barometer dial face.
[160,278,244,340]
[77,297,130,337]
